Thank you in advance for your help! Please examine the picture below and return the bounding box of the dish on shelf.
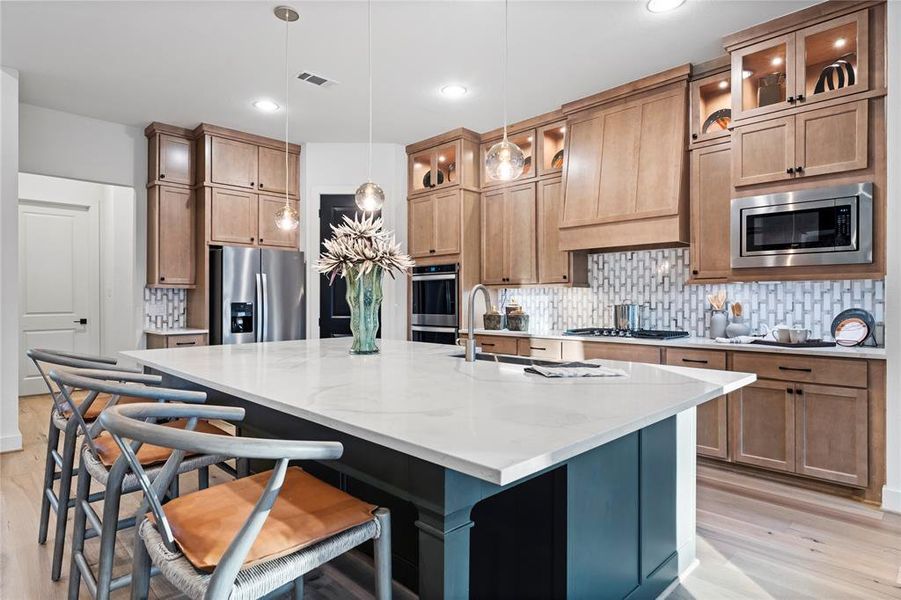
[831,308,875,346]
[814,57,856,94]
[522,155,532,176]
[422,168,445,189]
[702,108,732,133]
[551,149,564,169]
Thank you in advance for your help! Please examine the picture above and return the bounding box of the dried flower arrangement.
[315,213,414,282]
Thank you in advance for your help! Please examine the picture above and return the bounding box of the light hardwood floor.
[2,395,901,599]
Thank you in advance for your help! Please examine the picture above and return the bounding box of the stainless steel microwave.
[730,182,873,268]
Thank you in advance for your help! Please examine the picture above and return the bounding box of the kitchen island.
[123,339,755,600]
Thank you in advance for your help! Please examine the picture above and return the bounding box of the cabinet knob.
[250,237,255,242]
[160,173,166,179]
[797,94,805,102]
[692,269,699,275]
[795,165,804,173]
[691,133,698,140]
[796,388,804,395]
[786,167,795,174]
[259,238,264,243]
[429,249,436,254]
[562,274,568,280]
[250,182,255,187]
[786,387,794,394]
[787,96,796,104]
[259,183,264,189]
[160,276,166,282]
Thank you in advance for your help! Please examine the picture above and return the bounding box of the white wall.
[302,142,408,340]
[0,67,22,452]
[18,103,146,353]
[882,2,900,514]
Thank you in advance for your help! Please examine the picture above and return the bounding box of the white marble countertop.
[122,339,754,486]
[464,328,886,360]
[143,328,209,336]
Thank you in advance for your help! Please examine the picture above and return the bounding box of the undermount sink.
[450,352,561,367]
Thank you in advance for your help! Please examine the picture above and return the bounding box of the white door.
[18,198,100,396]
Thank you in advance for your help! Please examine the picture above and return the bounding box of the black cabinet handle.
[691,133,698,140]
[787,96,796,103]
[73,318,88,325]
[160,173,166,179]
[796,165,804,173]
[429,249,436,254]
[562,274,568,280]
[692,269,699,275]
[778,366,812,373]
[250,237,255,242]
[250,182,255,187]
[797,94,805,102]
[796,388,804,395]
[259,183,264,189]
[175,341,196,346]
[160,276,166,282]
[481,343,496,348]
[786,387,794,394]
[681,358,708,365]
[786,167,795,174]
[530,346,547,351]
[259,238,264,243]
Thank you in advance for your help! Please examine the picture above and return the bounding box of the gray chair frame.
[100,402,393,600]
[27,348,142,581]
[48,370,229,600]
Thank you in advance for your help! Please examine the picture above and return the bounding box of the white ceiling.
[2,0,819,145]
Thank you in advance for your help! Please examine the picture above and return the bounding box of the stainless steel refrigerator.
[210,247,306,345]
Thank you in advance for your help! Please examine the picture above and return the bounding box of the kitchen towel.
[525,360,628,378]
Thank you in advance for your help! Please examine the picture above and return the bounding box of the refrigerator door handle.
[255,273,263,343]
[261,273,269,342]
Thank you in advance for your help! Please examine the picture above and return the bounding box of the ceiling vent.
[297,71,339,88]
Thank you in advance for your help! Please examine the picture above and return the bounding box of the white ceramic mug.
[790,328,811,343]
[770,326,792,343]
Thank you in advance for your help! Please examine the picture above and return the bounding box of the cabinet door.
[257,147,299,196]
[432,189,461,256]
[665,348,728,458]
[505,184,537,285]
[257,196,299,248]
[731,379,795,473]
[732,116,796,187]
[157,187,195,286]
[596,103,642,221]
[210,137,258,189]
[431,142,461,191]
[408,195,435,258]
[481,188,507,284]
[561,110,605,227]
[795,383,868,486]
[731,33,797,121]
[537,177,570,284]
[690,144,732,281]
[690,72,732,145]
[795,100,867,178]
[210,189,258,245]
[158,134,193,186]
[634,87,685,218]
[795,10,869,106]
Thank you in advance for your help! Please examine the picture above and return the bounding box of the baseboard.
[882,485,901,514]
[0,432,22,453]
[657,558,699,599]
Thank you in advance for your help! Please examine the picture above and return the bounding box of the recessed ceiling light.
[834,37,847,48]
[718,80,729,89]
[440,84,468,99]
[253,98,280,112]
[646,0,686,13]
[771,56,783,66]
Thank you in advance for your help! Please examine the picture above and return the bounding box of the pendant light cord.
[367,0,373,182]
[283,7,290,209]
[503,0,508,141]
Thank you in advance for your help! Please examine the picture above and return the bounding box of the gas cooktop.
[564,328,690,340]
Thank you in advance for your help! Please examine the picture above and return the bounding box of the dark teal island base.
[157,372,679,600]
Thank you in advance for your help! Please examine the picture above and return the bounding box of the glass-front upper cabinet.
[690,72,732,144]
[537,122,567,177]
[732,34,795,121]
[796,11,868,105]
[408,141,460,195]
[480,129,535,187]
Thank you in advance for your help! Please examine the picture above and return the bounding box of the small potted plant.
[316,214,414,354]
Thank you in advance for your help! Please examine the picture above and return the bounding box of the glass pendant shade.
[355,181,385,212]
[275,202,300,231]
[485,138,525,181]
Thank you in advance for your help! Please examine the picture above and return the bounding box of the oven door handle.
[412,273,458,282]
[411,325,458,333]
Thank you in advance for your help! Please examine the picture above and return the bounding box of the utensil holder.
[709,310,728,339]
[725,316,751,338]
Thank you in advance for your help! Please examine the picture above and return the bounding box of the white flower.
[316,213,415,282]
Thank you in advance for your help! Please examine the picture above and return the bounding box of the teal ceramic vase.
[346,266,383,354]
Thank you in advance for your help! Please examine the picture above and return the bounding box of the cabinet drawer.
[665,348,726,370]
[475,335,518,356]
[166,334,206,348]
[517,338,563,361]
[562,341,661,364]
[731,352,867,388]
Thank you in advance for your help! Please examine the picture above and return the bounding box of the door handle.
[261,273,269,342]
[73,318,88,325]
[255,273,263,343]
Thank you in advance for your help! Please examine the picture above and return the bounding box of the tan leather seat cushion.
[94,419,230,467]
[156,467,376,571]
[62,391,146,421]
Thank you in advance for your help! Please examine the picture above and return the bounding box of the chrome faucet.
[464,284,492,362]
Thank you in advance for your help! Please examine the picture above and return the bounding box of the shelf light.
[742,69,753,79]
[527,136,533,142]
[834,37,847,49]
[438,155,446,162]
[718,80,729,89]
[559,126,566,133]
[771,56,783,66]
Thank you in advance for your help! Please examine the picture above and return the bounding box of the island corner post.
[156,370,680,600]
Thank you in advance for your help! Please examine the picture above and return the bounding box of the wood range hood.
[557,64,691,254]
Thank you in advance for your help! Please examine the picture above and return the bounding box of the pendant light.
[275,6,300,232]
[354,0,385,212]
[485,0,524,181]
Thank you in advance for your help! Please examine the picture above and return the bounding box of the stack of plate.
[831,308,875,347]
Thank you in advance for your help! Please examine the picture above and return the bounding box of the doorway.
[17,173,135,395]
[318,195,381,339]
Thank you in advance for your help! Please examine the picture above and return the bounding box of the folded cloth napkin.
[715,336,757,344]
[525,360,628,379]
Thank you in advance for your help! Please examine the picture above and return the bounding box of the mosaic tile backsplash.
[144,288,187,330]
[500,249,884,340]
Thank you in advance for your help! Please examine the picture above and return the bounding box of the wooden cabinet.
[537,121,567,177]
[257,196,300,248]
[407,130,480,196]
[732,115,795,186]
[689,144,732,281]
[730,10,870,122]
[480,183,537,285]
[210,136,258,189]
[537,177,577,285]
[147,186,195,287]
[690,70,732,146]
[665,348,728,459]
[731,352,867,389]
[480,129,535,188]
[731,379,796,473]
[408,189,461,258]
[473,334,518,356]
[516,338,563,361]
[562,341,661,364]
[257,146,299,196]
[794,383,868,487]
[210,189,258,245]
[146,332,207,349]
[157,135,193,186]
